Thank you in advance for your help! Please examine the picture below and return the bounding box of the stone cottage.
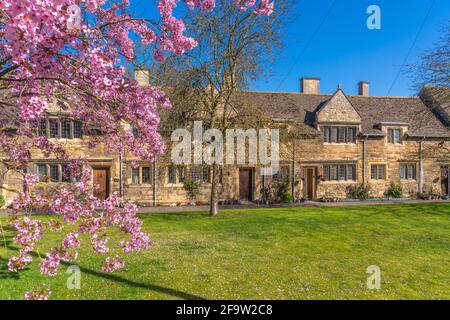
[1,76,449,206]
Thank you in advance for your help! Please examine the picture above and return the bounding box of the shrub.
[346,183,371,200]
[0,194,4,208]
[283,194,293,203]
[274,181,291,202]
[183,180,199,201]
[385,182,403,198]
[260,183,275,204]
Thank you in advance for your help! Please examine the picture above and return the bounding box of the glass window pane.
[346,165,354,181]
[330,128,338,143]
[371,165,377,180]
[61,165,70,182]
[142,167,151,183]
[400,165,406,179]
[338,164,346,180]
[168,166,176,184]
[338,127,346,143]
[394,129,401,144]
[187,166,201,182]
[378,165,385,180]
[388,129,393,144]
[132,167,139,184]
[323,165,329,181]
[38,120,47,137]
[37,164,47,182]
[73,121,83,138]
[49,120,59,138]
[323,127,330,143]
[202,166,210,183]
[346,127,355,143]
[407,165,413,179]
[330,165,338,180]
[177,167,185,183]
[49,164,59,182]
[61,120,71,139]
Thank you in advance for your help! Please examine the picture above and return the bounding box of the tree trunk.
[209,164,219,216]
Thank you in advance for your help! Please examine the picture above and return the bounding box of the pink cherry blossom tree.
[0,0,273,299]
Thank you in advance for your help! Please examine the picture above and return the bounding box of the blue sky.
[253,0,450,96]
[131,0,449,96]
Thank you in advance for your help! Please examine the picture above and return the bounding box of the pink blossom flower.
[24,285,51,300]
[102,256,125,273]
[40,250,61,276]
[23,173,38,186]
[19,96,48,121]
[62,232,80,249]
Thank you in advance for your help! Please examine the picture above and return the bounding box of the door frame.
[303,166,317,200]
[238,168,254,201]
[92,166,111,200]
[441,166,449,196]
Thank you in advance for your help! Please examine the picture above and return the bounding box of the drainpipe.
[152,156,157,207]
[419,137,425,194]
[262,173,266,204]
[291,136,296,202]
[119,152,123,197]
[362,136,367,185]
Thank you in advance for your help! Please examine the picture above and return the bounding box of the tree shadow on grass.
[6,245,206,300]
[0,225,20,280]
[0,256,22,280]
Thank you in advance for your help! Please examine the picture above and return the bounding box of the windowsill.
[369,179,387,182]
[321,180,357,183]
[127,183,153,187]
[400,179,417,182]
[165,183,184,187]
[47,137,84,141]
[323,143,356,145]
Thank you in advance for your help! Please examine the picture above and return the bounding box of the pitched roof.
[230,90,450,138]
[419,86,450,126]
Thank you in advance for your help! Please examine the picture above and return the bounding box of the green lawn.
[1,203,449,300]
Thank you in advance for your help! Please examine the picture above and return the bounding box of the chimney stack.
[358,81,369,96]
[135,69,150,87]
[300,77,320,94]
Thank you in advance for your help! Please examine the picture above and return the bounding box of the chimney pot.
[358,81,369,96]
[300,77,320,94]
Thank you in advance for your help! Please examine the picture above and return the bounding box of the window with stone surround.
[387,128,401,144]
[131,165,152,184]
[186,165,212,183]
[323,126,356,144]
[273,165,290,183]
[400,163,417,180]
[39,118,83,139]
[167,165,186,184]
[35,163,79,183]
[370,164,386,180]
[322,164,356,181]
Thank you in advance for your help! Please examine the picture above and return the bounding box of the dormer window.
[387,128,401,144]
[323,126,356,144]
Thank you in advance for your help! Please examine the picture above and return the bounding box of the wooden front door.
[93,167,110,200]
[304,167,317,200]
[239,169,253,201]
[441,166,449,195]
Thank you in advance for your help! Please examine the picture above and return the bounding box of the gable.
[316,89,361,123]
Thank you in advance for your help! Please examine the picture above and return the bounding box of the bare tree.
[411,24,450,91]
[409,24,450,195]
[155,0,295,216]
